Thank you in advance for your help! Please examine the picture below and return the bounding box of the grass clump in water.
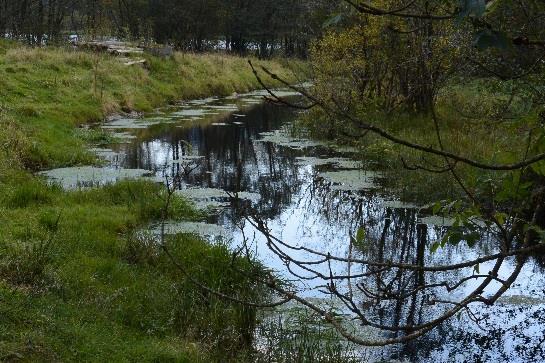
[256,308,362,362]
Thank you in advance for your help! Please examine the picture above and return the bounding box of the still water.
[47,90,545,362]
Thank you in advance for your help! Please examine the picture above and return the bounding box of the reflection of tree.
[112,89,545,356]
[119,101,305,221]
[237,156,545,348]
[241,9,545,346]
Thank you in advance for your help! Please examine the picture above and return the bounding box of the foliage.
[256,308,361,362]
[311,1,470,113]
[0,39,303,360]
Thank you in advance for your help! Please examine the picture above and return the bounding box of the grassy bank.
[0,40,307,172]
[300,77,537,204]
[0,180,265,361]
[0,41,305,361]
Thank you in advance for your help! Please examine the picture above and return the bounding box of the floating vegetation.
[145,116,172,122]
[247,89,302,98]
[39,166,156,189]
[101,116,185,129]
[331,145,360,154]
[418,215,456,227]
[171,156,204,164]
[295,157,338,167]
[178,187,260,201]
[102,117,154,129]
[258,130,325,149]
[187,97,218,105]
[239,98,263,104]
[192,200,232,210]
[110,131,137,141]
[88,148,119,161]
[171,109,215,117]
[296,157,362,169]
[150,221,231,239]
[498,295,545,306]
[177,187,260,211]
[335,158,364,169]
[318,170,379,191]
[382,200,419,210]
[205,105,239,111]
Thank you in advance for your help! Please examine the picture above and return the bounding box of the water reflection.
[101,95,544,362]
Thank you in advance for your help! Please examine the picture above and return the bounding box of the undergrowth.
[299,77,537,204]
[0,39,307,171]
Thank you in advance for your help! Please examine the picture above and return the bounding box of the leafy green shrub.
[122,232,160,267]
[0,237,57,287]
[0,210,59,286]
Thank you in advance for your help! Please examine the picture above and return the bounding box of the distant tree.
[0,0,332,57]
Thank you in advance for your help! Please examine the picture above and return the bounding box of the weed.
[123,232,160,266]
[256,308,362,363]
[0,214,59,286]
[0,39,309,361]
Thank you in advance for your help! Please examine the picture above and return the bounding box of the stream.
[42,91,545,362]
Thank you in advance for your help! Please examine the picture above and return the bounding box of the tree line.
[0,0,335,57]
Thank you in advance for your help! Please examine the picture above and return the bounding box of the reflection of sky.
[105,94,545,363]
[231,145,545,362]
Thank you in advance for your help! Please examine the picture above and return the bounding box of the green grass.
[0,40,307,171]
[0,179,268,361]
[300,77,539,204]
[0,287,205,362]
[0,40,305,361]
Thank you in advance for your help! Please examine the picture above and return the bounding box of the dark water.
[94,93,545,363]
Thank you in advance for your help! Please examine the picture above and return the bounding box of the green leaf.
[531,161,545,177]
[432,201,442,215]
[431,241,441,253]
[494,212,507,226]
[464,231,481,248]
[447,231,464,245]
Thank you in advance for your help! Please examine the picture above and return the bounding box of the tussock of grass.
[0,179,267,361]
